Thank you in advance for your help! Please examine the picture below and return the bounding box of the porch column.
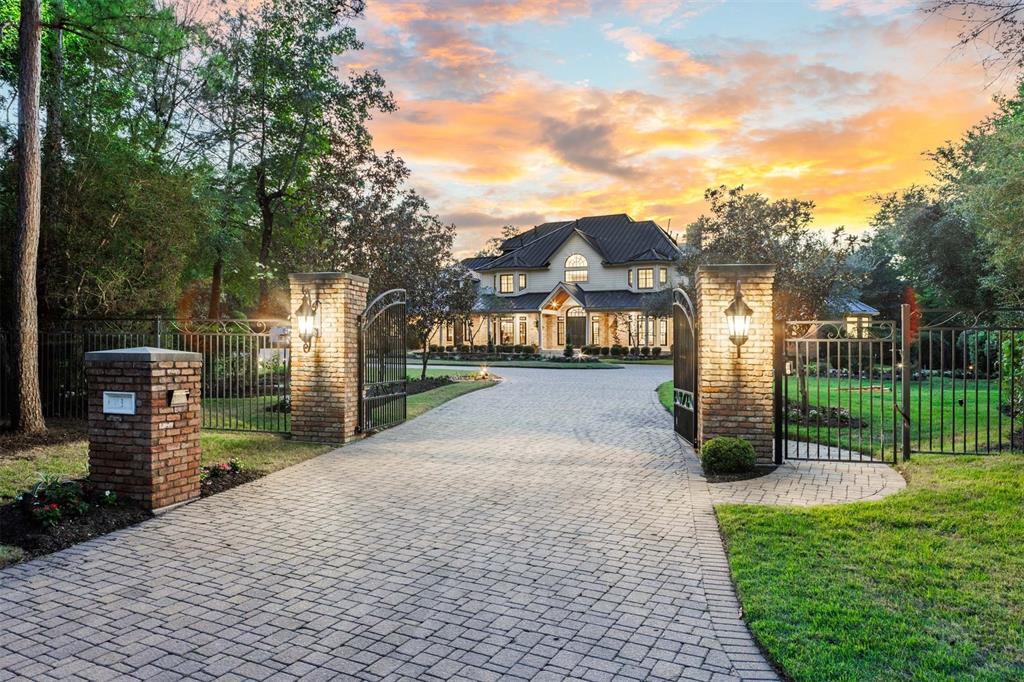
[695,264,776,462]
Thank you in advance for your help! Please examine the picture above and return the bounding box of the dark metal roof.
[826,297,880,316]
[479,214,679,272]
[473,286,666,313]
[461,256,498,271]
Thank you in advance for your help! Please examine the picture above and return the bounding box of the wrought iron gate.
[358,289,407,433]
[774,306,1024,462]
[776,317,900,463]
[672,288,698,444]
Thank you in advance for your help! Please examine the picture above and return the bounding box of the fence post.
[901,303,912,462]
[773,319,785,465]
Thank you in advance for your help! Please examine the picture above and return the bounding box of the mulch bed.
[0,496,152,560]
[408,376,456,395]
[1,467,267,563]
[705,465,779,484]
[201,469,265,496]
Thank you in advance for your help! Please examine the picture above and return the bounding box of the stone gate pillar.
[696,264,776,462]
[288,272,369,443]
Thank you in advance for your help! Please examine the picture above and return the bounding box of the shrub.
[460,344,471,353]
[652,347,662,357]
[629,346,641,356]
[525,344,538,354]
[564,344,574,358]
[429,344,439,353]
[640,346,651,357]
[600,346,610,356]
[700,437,756,475]
[611,345,624,356]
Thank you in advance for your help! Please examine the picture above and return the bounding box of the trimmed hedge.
[700,437,756,475]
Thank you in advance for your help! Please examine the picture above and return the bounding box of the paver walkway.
[0,366,900,682]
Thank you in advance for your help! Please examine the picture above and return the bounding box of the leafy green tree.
[200,0,394,315]
[866,187,994,309]
[682,185,863,320]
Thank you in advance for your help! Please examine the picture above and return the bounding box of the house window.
[564,254,588,283]
[627,269,633,287]
[500,316,514,345]
[556,318,565,345]
[445,323,453,343]
[660,318,668,346]
[659,267,668,285]
[591,318,600,344]
[519,317,527,345]
[637,268,654,289]
[519,273,527,290]
[499,273,514,294]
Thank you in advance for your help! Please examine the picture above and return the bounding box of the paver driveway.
[1,366,779,682]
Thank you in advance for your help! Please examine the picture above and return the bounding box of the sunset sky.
[347,0,1001,256]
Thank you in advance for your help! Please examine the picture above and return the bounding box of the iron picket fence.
[0,318,291,433]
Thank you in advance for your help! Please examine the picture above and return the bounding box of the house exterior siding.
[429,214,682,353]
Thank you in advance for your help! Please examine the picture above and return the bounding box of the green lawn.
[407,379,499,419]
[717,454,1024,681]
[657,380,673,412]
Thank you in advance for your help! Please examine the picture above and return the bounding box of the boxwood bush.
[700,437,756,475]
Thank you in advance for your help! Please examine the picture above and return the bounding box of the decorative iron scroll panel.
[911,310,1023,455]
[672,288,698,445]
[0,319,291,433]
[778,320,900,463]
[358,289,407,434]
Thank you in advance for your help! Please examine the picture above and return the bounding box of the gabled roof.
[478,214,679,272]
[826,297,880,317]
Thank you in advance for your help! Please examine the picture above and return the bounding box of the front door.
[565,307,586,346]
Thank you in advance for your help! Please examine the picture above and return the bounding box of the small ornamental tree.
[408,264,478,380]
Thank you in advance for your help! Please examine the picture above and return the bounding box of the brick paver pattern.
[1,365,856,682]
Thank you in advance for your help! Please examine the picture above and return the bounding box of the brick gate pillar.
[696,264,776,462]
[84,347,202,511]
[288,272,370,443]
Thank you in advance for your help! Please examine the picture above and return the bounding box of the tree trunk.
[208,254,223,318]
[420,330,431,381]
[255,168,274,315]
[39,0,62,317]
[12,0,45,434]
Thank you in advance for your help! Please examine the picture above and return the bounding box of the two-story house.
[431,214,683,353]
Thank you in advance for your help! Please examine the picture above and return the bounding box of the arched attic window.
[564,253,588,283]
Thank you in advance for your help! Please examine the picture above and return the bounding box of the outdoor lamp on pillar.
[724,280,753,357]
[295,288,320,352]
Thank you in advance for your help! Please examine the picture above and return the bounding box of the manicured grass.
[424,358,620,369]
[717,454,1024,681]
[784,375,1020,457]
[407,380,499,419]
[657,380,673,412]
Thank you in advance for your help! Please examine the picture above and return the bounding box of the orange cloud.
[357,3,1001,257]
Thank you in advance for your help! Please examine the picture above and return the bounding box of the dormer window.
[498,274,514,294]
[659,267,668,285]
[637,267,654,289]
[564,254,588,283]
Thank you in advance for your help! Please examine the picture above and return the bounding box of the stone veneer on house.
[696,264,776,462]
[288,272,369,443]
[84,347,202,511]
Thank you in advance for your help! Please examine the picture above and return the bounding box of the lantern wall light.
[295,287,321,352]
[723,280,753,357]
